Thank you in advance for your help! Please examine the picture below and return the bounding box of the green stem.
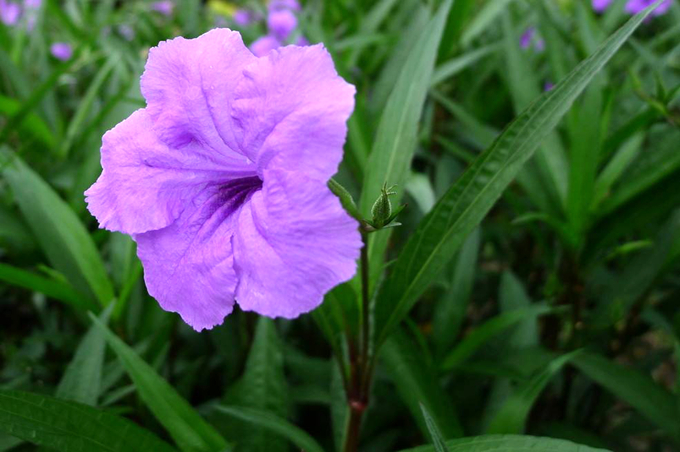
[344,232,372,452]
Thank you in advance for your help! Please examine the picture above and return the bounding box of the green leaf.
[600,129,680,216]
[359,0,453,288]
[441,305,553,371]
[501,12,568,210]
[59,55,118,157]
[0,433,22,452]
[90,314,229,452]
[486,351,580,434]
[0,95,55,150]
[216,406,324,452]
[0,263,95,312]
[397,434,610,452]
[372,5,655,347]
[1,152,114,307]
[0,390,176,452]
[565,87,604,238]
[0,51,79,146]
[573,351,680,441]
[432,228,480,355]
[382,329,463,440]
[370,4,429,114]
[592,132,644,209]
[594,212,680,326]
[419,403,450,452]
[430,44,498,87]
[56,309,110,405]
[226,318,288,452]
[498,272,539,348]
[460,0,513,47]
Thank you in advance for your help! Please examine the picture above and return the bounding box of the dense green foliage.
[1,1,679,451]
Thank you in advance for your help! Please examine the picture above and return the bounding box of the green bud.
[370,183,397,229]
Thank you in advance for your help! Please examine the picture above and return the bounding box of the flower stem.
[344,231,372,452]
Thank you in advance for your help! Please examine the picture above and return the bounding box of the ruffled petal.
[141,28,256,161]
[231,44,355,181]
[233,169,361,318]
[135,177,262,331]
[85,109,256,235]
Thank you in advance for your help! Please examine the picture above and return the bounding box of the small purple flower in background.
[296,35,309,46]
[233,9,254,27]
[50,42,72,61]
[592,0,613,12]
[250,34,281,57]
[247,0,309,56]
[85,29,361,331]
[118,24,135,41]
[626,0,673,15]
[0,0,21,26]
[269,0,300,12]
[267,8,297,40]
[593,0,674,15]
[23,0,41,31]
[544,81,555,91]
[520,27,545,52]
[151,0,173,16]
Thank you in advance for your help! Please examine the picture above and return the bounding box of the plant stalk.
[344,231,372,452]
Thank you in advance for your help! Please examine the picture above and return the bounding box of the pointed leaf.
[373,5,657,346]
[0,390,176,452]
[360,0,453,287]
[397,434,610,452]
[216,406,323,452]
[90,314,229,452]
[1,151,113,307]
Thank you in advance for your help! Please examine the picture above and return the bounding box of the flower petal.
[85,110,256,235]
[141,28,256,161]
[135,178,261,331]
[233,169,361,318]
[232,44,355,181]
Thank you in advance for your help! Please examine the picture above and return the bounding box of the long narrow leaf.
[359,0,453,287]
[216,406,324,452]
[0,390,176,452]
[90,314,229,452]
[398,434,609,452]
[372,5,657,346]
[1,151,114,307]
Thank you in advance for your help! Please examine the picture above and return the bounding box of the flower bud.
[370,183,397,229]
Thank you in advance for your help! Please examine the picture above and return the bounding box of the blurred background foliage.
[0,0,679,451]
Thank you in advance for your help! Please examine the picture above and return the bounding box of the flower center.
[218,176,263,213]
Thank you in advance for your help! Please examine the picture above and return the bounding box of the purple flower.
[85,29,361,331]
[233,9,254,27]
[267,8,297,40]
[296,35,310,46]
[0,0,21,26]
[151,0,173,16]
[520,27,543,52]
[544,81,554,91]
[250,34,281,56]
[592,0,613,12]
[118,24,135,41]
[23,0,40,30]
[50,42,73,61]
[625,0,673,15]
[269,0,300,12]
